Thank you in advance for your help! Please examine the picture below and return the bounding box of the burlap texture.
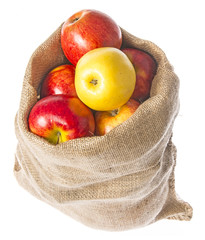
[14,25,193,231]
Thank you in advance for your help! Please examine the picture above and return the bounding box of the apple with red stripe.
[40,64,77,98]
[95,99,140,136]
[122,48,157,103]
[28,95,95,144]
[61,9,122,66]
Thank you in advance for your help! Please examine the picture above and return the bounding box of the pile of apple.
[28,9,157,145]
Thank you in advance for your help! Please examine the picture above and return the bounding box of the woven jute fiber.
[14,24,193,231]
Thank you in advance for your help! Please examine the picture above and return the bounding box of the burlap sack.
[14,24,193,231]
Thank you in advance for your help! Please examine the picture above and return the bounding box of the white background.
[1,0,205,239]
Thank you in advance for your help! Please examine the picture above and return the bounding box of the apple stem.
[56,131,61,145]
[72,17,79,23]
[90,79,98,85]
[110,109,119,117]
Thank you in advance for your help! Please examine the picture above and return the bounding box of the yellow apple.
[75,47,136,111]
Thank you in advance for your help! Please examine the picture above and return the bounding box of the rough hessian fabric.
[14,25,193,231]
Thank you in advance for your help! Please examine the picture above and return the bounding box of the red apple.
[28,95,95,144]
[40,64,77,98]
[122,48,157,102]
[95,99,140,136]
[61,9,122,66]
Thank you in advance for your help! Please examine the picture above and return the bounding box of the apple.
[75,47,136,111]
[95,99,140,136]
[28,95,95,144]
[61,9,122,66]
[40,64,77,98]
[122,48,157,102]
